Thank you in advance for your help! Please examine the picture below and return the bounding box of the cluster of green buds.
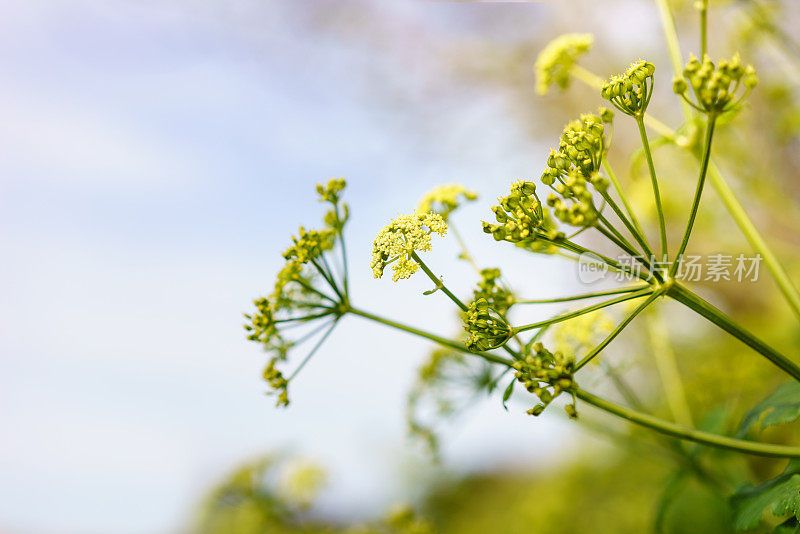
[415,183,477,221]
[601,60,656,117]
[371,213,448,281]
[244,179,350,406]
[318,177,349,231]
[672,53,758,114]
[534,33,594,96]
[512,342,577,418]
[464,298,513,351]
[472,268,514,316]
[482,180,561,246]
[541,112,612,227]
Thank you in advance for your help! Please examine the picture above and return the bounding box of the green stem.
[542,235,651,282]
[411,251,468,312]
[347,307,512,367]
[595,224,659,281]
[596,211,640,257]
[668,283,800,382]
[571,64,604,90]
[669,114,717,278]
[450,223,481,275]
[707,162,800,320]
[575,291,662,370]
[603,160,651,249]
[647,310,694,427]
[287,319,339,380]
[514,284,650,304]
[699,0,708,58]
[636,115,669,260]
[515,288,653,334]
[655,0,694,119]
[576,387,800,458]
[600,188,653,259]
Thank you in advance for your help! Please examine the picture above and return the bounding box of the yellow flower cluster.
[415,183,477,221]
[534,33,594,95]
[371,213,448,281]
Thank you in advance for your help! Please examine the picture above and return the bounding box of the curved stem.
[636,115,669,260]
[669,114,717,278]
[667,282,800,382]
[576,387,800,458]
[347,306,512,367]
[411,251,468,312]
[515,288,653,334]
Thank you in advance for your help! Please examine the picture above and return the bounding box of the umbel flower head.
[371,213,448,281]
[406,346,494,455]
[534,33,594,96]
[245,179,350,406]
[601,60,656,117]
[672,53,758,114]
[416,183,478,221]
[540,112,611,227]
[472,268,514,316]
[513,342,577,418]
[464,298,513,351]
[483,180,562,248]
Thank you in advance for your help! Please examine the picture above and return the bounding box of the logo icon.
[577,252,609,284]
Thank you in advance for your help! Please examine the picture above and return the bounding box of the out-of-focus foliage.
[196,455,435,534]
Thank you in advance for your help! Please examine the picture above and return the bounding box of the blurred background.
[3,1,800,533]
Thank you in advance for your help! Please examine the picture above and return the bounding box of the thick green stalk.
[575,291,662,370]
[347,307,512,367]
[515,288,653,334]
[669,114,717,277]
[411,251,468,312]
[576,388,800,458]
[635,116,668,259]
[668,283,800,381]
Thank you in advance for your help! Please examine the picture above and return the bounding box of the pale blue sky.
[0,1,650,532]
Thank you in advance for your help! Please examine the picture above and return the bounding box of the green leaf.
[501,378,515,412]
[731,460,800,531]
[738,382,800,437]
